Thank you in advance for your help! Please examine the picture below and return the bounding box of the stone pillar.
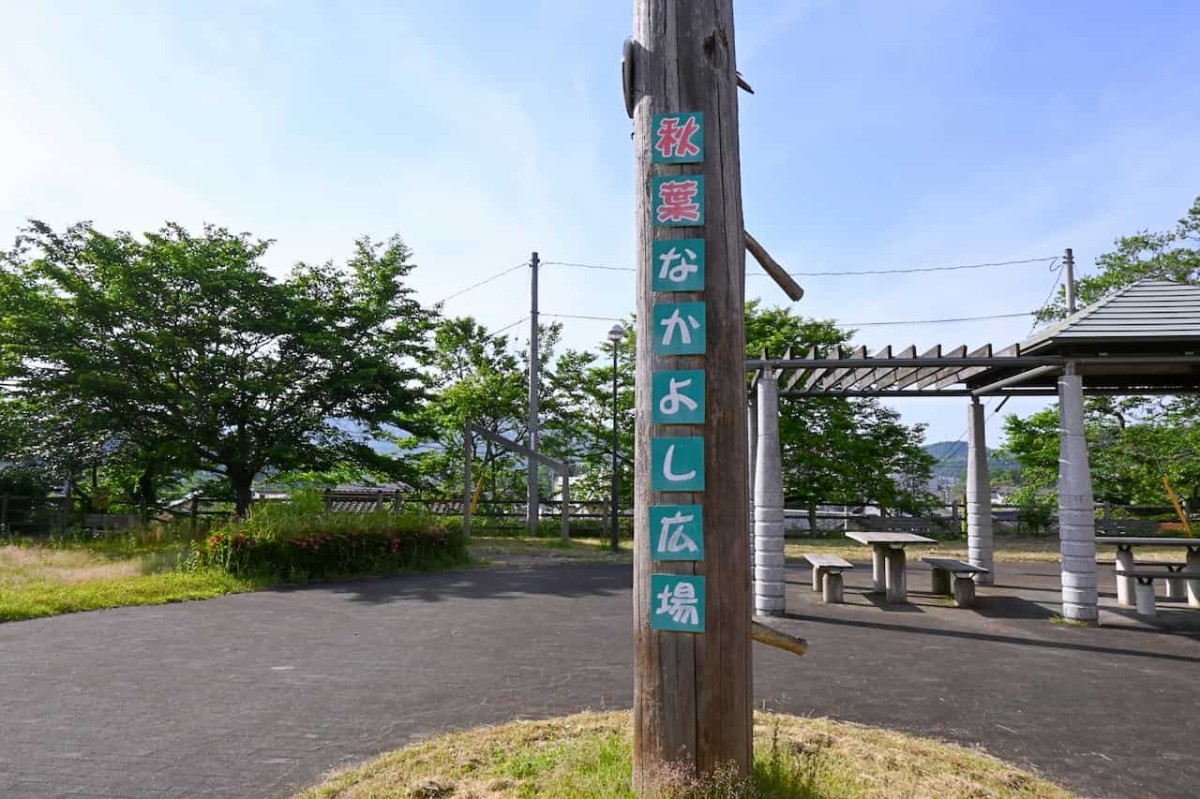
[1058,366,1098,623]
[748,396,757,571]
[753,374,785,616]
[966,398,994,585]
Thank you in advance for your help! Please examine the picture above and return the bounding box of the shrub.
[187,493,468,581]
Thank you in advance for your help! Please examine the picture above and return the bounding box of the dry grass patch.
[295,710,1075,799]
[469,537,632,569]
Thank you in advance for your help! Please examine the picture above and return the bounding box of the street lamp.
[607,323,626,552]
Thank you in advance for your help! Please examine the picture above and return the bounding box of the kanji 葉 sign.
[651,436,704,492]
[650,574,705,632]
[650,504,704,561]
[652,302,706,355]
[651,239,705,292]
[652,175,705,227]
[652,112,704,164]
[652,369,705,425]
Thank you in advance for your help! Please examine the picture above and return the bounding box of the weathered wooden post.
[629,0,752,790]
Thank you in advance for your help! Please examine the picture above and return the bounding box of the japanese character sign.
[650,574,706,632]
[651,436,704,492]
[651,239,705,292]
[652,302,706,355]
[652,175,705,227]
[650,505,704,561]
[652,112,704,164]
[652,369,705,425]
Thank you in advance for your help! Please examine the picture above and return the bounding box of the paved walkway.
[1,560,1197,799]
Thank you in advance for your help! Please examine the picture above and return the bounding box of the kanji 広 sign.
[650,504,704,561]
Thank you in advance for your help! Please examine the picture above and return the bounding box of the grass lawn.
[470,535,633,568]
[784,534,1187,564]
[294,710,1075,799]
[0,543,268,622]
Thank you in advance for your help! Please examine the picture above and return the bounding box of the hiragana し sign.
[650,574,706,632]
[652,112,704,164]
[651,239,705,292]
[652,175,705,227]
[650,504,704,561]
[651,436,705,492]
[652,369,705,425]
[652,301,706,356]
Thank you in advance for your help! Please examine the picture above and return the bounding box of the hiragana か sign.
[652,175,705,227]
[650,504,704,561]
[652,301,706,356]
[651,436,705,492]
[652,369,705,425]
[651,112,704,164]
[651,239,705,292]
[650,574,706,632]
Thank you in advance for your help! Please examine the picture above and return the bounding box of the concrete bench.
[1099,560,1189,601]
[921,557,989,608]
[1115,569,1200,617]
[802,554,854,604]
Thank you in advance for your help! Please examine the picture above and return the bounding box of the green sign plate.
[651,436,704,492]
[652,369,705,425]
[651,112,703,164]
[652,302,706,356]
[650,574,705,632]
[650,504,704,561]
[652,175,705,227]
[651,239,705,292]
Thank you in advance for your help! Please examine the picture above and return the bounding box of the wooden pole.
[631,0,752,790]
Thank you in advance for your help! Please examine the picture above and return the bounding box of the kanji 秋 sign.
[650,574,705,632]
[651,239,705,292]
[652,112,703,164]
[652,176,705,227]
[652,302,706,355]
[650,504,704,561]
[652,369,705,425]
[651,436,705,491]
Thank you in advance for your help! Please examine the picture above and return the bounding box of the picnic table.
[845,532,938,604]
[1095,536,1200,609]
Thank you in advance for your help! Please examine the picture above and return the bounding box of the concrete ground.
[1,558,1197,799]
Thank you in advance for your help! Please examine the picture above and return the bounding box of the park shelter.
[747,279,1200,622]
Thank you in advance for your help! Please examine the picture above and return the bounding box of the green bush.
[187,492,468,581]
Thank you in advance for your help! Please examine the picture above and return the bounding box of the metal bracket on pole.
[467,422,571,540]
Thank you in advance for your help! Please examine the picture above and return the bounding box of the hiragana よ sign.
[652,112,704,164]
[651,239,705,292]
[652,175,705,227]
[652,369,705,425]
[652,302,706,356]
[650,574,705,632]
[651,436,705,492]
[650,504,704,561]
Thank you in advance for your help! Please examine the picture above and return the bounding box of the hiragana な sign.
[650,574,706,632]
[651,239,705,292]
[650,504,704,561]
[651,112,704,164]
[652,175,705,227]
[652,302,706,356]
[652,369,705,425]
[651,436,705,492]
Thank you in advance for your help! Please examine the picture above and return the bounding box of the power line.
[489,316,529,338]
[543,256,1059,278]
[1028,259,1064,334]
[434,262,527,305]
[836,311,1033,328]
[543,312,627,322]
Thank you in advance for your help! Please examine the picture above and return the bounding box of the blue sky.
[3,0,1200,445]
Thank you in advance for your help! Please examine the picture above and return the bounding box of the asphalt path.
[2,561,1198,799]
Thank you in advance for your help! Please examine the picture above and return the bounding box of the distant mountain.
[923,441,1015,480]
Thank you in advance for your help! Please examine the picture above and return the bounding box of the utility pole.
[1064,247,1077,314]
[528,251,540,535]
[629,0,752,791]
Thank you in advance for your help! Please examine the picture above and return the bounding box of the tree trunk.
[232,472,254,518]
[807,505,818,536]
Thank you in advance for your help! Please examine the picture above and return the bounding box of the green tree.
[1,221,434,515]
